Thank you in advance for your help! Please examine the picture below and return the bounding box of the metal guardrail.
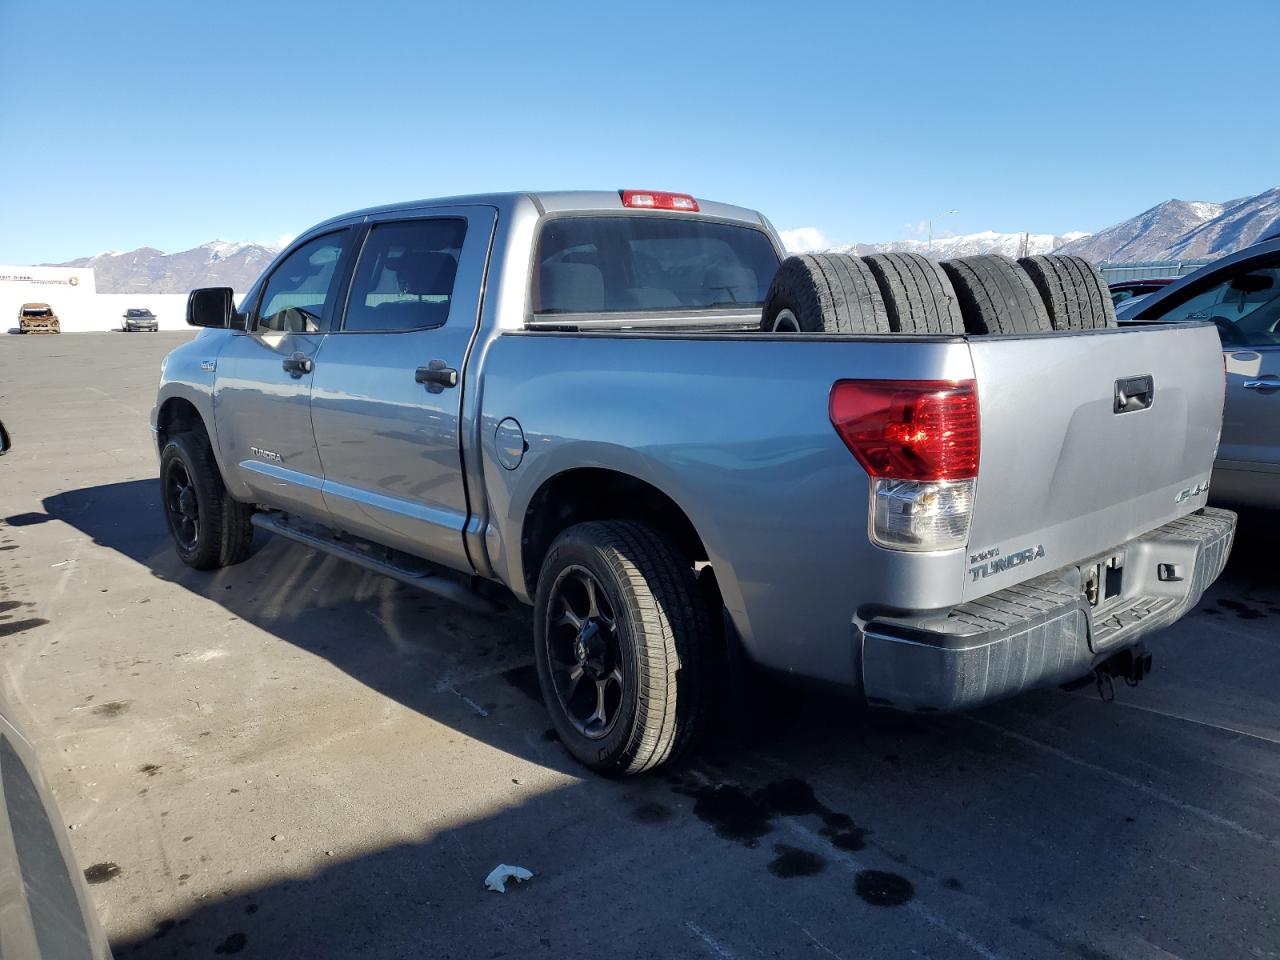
[1097,259,1214,283]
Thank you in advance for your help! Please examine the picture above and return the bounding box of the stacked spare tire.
[761,251,1116,335]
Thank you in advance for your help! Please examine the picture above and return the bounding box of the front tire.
[159,432,254,570]
[533,520,712,776]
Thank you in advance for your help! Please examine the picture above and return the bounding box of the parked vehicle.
[0,422,114,959]
[122,308,158,332]
[17,303,60,334]
[1114,293,1153,321]
[1122,237,1280,508]
[153,191,1234,775]
[1109,277,1176,306]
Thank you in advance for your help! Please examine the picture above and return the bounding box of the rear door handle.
[415,361,458,389]
[282,353,313,377]
[1243,378,1280,391]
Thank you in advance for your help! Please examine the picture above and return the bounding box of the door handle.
[415,361,458,389]
[1243,378,1280,391]
[1114,374,1154,413]
[282,353,313,377]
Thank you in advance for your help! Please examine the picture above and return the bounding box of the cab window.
[255,231,350,333]
[343,219,467,332]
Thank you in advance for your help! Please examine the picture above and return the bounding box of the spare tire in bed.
[939,255,1053,335]
[760,255,889,334]
[1017,254,1117,330]
[862,253,965,334]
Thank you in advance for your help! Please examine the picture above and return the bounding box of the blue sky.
[1,0,1276,263]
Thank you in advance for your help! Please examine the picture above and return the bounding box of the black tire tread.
[862,253,965,334]
[761,255,890,334]
[1017,254,1117,330]
[940,255,1053,335]
[163,431,254,570]
[539,520,710,775]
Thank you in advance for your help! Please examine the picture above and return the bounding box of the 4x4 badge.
[1174,481,1209,504]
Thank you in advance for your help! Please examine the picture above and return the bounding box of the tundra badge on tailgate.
[969,543,1046,582]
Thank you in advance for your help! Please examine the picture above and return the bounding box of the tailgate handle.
[1114,375,1154,414]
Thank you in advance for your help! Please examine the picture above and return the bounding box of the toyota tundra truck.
[152,190,1235,775]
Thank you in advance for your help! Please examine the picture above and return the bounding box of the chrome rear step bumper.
[860,508,1236,712]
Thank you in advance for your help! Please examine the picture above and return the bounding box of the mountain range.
[42,186,1280,294]
[829,230,1088,261]
[1056,187,1280,262]
[819,185,1280,264]
[48,241,279,294]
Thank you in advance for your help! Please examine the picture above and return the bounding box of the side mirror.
[187,287,235,328]
[0,421,10,456]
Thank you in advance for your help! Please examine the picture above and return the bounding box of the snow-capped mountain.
[828,230,1089,260]
[49,241,280,294]
[1054,187,1280,262]
[1053,199,1226,262]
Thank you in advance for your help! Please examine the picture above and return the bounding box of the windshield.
[532,216,780,315]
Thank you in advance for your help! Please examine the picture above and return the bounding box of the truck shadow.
[41,481,1280,959]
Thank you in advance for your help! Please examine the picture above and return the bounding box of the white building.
[1,264,196,333]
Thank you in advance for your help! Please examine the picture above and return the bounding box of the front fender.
[153,331,242,494]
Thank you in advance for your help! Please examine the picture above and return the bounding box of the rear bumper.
[860,508,1236,712]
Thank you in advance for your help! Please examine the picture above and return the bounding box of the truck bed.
[476,322,1225,687]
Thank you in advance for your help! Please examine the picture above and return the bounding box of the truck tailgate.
[962,322,1223,601]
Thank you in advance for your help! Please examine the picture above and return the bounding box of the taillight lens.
[830,380,980,552]
[829,380,979,481]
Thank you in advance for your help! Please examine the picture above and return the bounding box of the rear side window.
[533,216,780,315]
[344,219,467,332]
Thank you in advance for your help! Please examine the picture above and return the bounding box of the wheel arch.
[519,467,714,602]
[155,395,212,450]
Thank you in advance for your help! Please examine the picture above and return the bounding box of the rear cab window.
[531,216,780,317]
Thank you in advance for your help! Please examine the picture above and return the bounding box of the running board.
[250,511,507,614]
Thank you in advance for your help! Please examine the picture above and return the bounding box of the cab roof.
[309,191,769,234]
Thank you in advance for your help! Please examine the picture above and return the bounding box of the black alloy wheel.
[544,565,626,740]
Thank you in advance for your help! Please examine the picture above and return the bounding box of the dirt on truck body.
[17,303,60,334]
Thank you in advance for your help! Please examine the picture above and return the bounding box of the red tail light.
[620,189,699,212]
[829,380,980,481]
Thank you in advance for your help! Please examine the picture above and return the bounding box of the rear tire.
[862,253,965,334]
[760,255,889,334]
[533,520,711,776]
[159,431,254,570]
[940,255,1053,335]
[1017,254,1117,330]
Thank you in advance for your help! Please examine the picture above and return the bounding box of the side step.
[250,511,508,614]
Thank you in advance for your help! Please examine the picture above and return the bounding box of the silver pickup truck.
[153,190,1235,775]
